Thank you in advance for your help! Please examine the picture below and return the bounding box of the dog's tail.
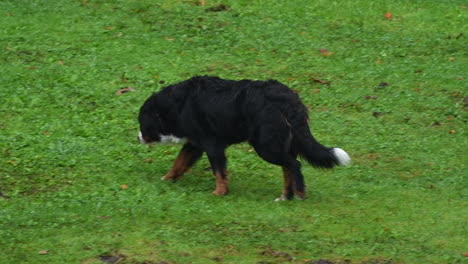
[293,126,351,169]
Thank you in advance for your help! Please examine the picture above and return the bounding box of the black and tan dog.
[138,76,350,201]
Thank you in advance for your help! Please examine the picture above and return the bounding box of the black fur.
[138,76,349,200]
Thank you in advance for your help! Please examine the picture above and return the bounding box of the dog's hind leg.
[275,167,295,201]
[162,143,203,181]
[249,118,306,200]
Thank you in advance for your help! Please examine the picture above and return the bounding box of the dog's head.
[138,93,186,145]
[138,96,164,144]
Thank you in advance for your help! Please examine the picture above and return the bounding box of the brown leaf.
[384,12,393,20]
[206,4,229,12]
[373,112,383,118]
[115,87,137,95]
[6,12,12,16]
[121,184,128,190]
[164,36,174,41]
[319,48,333,56]
[200,0,206,5]
[449,130,457,134]
[38,250,48,255]
[145,157,153,163]
[310,77,330,85]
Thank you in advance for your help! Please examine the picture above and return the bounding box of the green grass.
[0,0,466,263]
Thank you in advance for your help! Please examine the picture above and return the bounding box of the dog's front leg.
[205,145,229,196]
[162,143,203,181]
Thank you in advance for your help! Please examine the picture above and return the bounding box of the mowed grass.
[0,0,466,263]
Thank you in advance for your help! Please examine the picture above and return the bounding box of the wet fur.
[138,76,350,200]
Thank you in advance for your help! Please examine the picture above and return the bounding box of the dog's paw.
[274,195,289,202]
[161,175,177,181]
[211,189,228,196]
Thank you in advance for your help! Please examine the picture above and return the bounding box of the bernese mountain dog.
[138,76,350,201]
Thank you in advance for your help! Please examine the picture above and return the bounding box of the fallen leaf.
[310,77,330,85]
[145,157,153,163]
[378,82,389,87]
[384,12,393,20]
[449,130,457,134]
[58,60,64,65]
[206,4,229,12]
[6,12,12,16]
[212,256,223,262]
[38,250,48,255]
[448,57,456,61]
[115,87,137,95]
[313,89,321,93]
[121,184,128,190]
[164,36,174,41]
[319,48,333,56]
[105,26,114,30]
[464,252,468,257]
[373,112,383,117]
[99,254,125,264]
[200,0,206,5]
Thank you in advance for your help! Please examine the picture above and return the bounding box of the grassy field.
[0,0,466,263]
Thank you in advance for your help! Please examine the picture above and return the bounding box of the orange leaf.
[310,77,330,85]
[121,184,128,190]
[200,0,206,5]
[384,12,393,20]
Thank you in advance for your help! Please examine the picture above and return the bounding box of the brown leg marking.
[212,170,228,196]
[162,148,199,181]
[275,167,295,201]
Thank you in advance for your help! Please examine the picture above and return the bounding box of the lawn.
[0,0,466,263]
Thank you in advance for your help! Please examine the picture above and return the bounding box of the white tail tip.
[332,148,351,166]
